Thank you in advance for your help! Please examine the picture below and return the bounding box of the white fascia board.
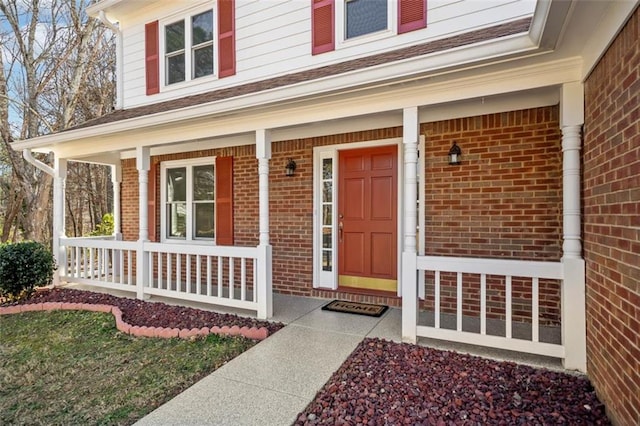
[580,0,639,79]
[86,0,124,18]
[49,57,582,159]
[12,30,541,153]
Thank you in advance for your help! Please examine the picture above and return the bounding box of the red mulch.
[296,338,610,425]
[11,288,283,336]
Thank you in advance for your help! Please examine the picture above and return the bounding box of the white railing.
[59,237,270,317]
[61,237,137,293]
[415,255,564,358]
[143,242,259,312]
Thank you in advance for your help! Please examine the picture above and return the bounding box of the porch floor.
[60,284,563,425]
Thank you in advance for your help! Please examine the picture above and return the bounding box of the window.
[164,10,214,85]
[345,0,388,39]
[163,159,215,241]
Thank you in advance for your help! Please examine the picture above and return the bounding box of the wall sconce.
[285,158,297,176]
[448,142,462,165]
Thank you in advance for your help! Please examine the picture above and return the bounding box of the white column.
[111,164,122,240]
[136,147,150,299]
[560,82,587,372]
[256,129,273,318]
[52,157,67,286]
[402,107,419,343]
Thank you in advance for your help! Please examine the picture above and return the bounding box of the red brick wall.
[421,107,563,324]
[583,8,640,425]
[120,107,562,322]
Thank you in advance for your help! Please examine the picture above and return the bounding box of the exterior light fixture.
[448,142,462,165]
[285,158,297,176]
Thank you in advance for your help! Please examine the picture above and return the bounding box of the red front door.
[338,145,397,292]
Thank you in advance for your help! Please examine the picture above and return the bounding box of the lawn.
[0,310,255,425]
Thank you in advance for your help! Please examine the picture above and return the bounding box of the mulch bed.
[296,338,610,425]
[8,288,283,336]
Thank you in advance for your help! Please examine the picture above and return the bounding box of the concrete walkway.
[135,294,403,426]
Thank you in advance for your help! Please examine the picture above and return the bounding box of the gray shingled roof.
[72,18,531,131]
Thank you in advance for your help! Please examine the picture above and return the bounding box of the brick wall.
[120,107,562,322]
[583,7,640,425]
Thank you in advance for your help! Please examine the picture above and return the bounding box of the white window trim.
[159,2,218,91]
[336,0,397,49]
[160,156,216,245]
[312,137,406,295]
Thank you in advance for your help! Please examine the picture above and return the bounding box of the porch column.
[111,164,122,240]
[136,147,150,299]
[401,106,419,343]
[560,82,587,372]
[256,129,273,319]
[52,157,67,286]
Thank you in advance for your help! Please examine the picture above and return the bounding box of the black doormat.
[321,300,388,317]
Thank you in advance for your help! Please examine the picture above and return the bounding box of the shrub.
[89,213,114,237]
[0,241,56,301]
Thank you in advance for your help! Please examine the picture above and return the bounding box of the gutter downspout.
[97,11,123,110]
[23,149,66,287]
[23,149,54,176]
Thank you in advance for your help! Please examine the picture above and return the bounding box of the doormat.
[322,300,388,317]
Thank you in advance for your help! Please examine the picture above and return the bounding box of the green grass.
[0,310,256,425]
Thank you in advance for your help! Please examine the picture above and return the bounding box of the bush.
[89,213,114,237]
[0,241,56,301]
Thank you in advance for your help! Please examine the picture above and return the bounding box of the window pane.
[194,203,215,239]
[167,203,186,238]
[192,11,213,45]
[322,158,332,180]
[346,0,387,39]
[167,53,185,84]
[322,227,332,249]
[193,165,214,201]
[193,46,214,78]
[323,205,332,226]
[165,21,185,53]
[323,181,332,203]
[322,250,332,271]
[167,168,186,202]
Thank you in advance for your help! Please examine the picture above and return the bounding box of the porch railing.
[59,237,269,317]
[414,255,564,358]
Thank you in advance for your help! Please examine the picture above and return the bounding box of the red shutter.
[398,0,427,34]
[145,21,160,95]
[215,156,234,245]
[148,162,158,242]
[218,0,236,78]
[312,0,334,55]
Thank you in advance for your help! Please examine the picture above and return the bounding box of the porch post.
[136,147,150,300]
[256,129,273,319]
[560,82,587,372]
[111,164,122,240]
[52,157,67,286]
[402,106,419,343]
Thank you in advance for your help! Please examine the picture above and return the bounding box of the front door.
[338,145,397,292]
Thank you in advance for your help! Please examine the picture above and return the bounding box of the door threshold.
[336,286,399,299]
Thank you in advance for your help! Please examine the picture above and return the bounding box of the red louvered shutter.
[398,0,427,34]
[218,0,236,78]
[312,0,334,55]
[148,162,158,242]
[215,156,234,245]
[145,21,160,95]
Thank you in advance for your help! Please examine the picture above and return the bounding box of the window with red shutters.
[218,0,236,77]
[312,0,335,54]
[145,21,160,95]
[398,0,427,34]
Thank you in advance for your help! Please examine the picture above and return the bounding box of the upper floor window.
[165,10,214,85]
[345,0,388,39]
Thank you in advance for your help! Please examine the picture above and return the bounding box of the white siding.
[119,0,536,108]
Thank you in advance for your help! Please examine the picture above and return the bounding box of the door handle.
[339,221,343,242]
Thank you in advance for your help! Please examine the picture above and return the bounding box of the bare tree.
[0,0,115,244]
